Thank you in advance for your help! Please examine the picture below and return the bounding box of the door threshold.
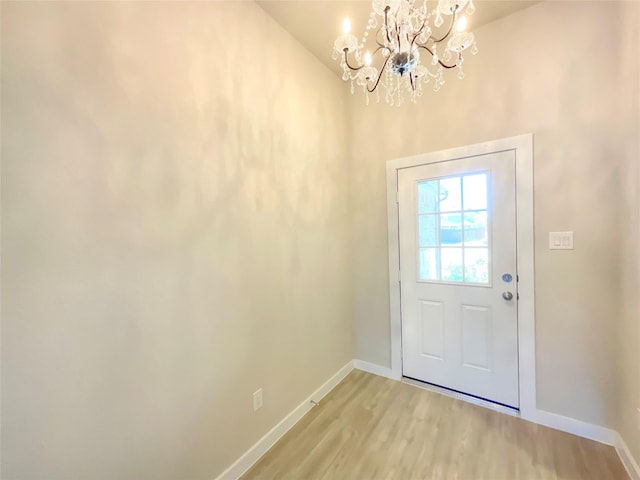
[402,377,520,418]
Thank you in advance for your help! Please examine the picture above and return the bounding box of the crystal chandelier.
[332,0,478,105]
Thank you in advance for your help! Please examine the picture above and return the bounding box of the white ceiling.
[257,1,540,77]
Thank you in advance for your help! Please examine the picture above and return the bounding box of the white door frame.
[386,134,536,421]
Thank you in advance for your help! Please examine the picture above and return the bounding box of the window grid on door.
[416,172,491,285]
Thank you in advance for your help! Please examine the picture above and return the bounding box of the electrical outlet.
[253,389,263,411]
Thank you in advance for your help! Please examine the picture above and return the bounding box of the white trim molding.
[354,359,401,380]
[385,134,536,420]
[214,361,354,480]
[528,409,616,445]
[616,433,640,480]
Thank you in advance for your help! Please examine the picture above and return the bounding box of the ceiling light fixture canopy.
[333,0,478,105]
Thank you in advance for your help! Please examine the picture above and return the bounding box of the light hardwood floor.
[244,370,628,480]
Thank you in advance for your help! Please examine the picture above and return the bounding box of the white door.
[398,150,519,408]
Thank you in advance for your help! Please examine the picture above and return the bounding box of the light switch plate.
[549,232,574,250]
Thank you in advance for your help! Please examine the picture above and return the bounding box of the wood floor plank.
[243,371,628,480]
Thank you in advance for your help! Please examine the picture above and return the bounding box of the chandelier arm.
[417,45,457,69]
[346,40,385,72]
[431,11,457,44]
[375,27,386,49]
[343,49,365,72]
[410,19,428,50]
[367,56,391,93]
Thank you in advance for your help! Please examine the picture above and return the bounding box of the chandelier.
[332,0,478,105]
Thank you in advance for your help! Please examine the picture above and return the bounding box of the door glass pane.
[417,180,438,213]
[441,248,463,282]
[464,248,489,283]
[440,214,463,245]
[463,211,488,246]
[419,248,440,281]
[463,173,488,210]
[418,215,439,246]
[439,176,462,212]
[415,171,491,286]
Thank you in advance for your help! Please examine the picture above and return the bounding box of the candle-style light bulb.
[364,52,372,66]
[457,16,468,32]
[342,18,351,34]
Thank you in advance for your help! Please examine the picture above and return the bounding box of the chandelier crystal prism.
[332,0,478,105]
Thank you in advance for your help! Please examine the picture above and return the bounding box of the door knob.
[502,291,514,301]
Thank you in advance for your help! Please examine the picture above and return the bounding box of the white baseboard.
[214,360,354,480]
[529,409,617,445]
[353,359,401,380]
[616,432,640,480]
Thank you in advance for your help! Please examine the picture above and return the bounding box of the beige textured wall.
[1,2,351,479]
[618,1,640,463]
[350,1,630,428]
